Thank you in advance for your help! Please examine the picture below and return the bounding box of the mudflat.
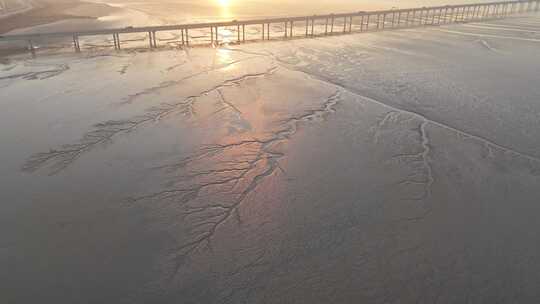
[2,14,540,303]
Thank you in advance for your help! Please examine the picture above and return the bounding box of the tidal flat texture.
[1,15,540,304]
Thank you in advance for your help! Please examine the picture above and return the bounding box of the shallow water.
[2,13,540,304]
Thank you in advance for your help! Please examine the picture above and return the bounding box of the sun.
[218,0,230,7]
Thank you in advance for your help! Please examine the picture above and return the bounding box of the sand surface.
[1,12,540,304]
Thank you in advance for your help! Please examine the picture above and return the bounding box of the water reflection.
[218,29,234,44]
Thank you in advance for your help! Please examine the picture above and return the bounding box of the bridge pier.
[479,5,484,19]
[324,17,328,34]
[405,11,410,26]
[481,5,486,19]
[113,33,122,50]
[443,7,449,23]
[181,29,184,46]
[28,39,35,56]
[73,35,81,52]
[478,5,483,18]
[478,4,484,19]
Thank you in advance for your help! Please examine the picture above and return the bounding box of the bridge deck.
[0,0,538,54]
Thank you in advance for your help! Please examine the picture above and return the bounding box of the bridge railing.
[0,0,539,55]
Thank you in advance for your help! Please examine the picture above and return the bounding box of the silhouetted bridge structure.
[1,0,539,55]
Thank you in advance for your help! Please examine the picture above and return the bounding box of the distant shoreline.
[0,0,35,20]
[0,0,118,58]
[0,0,115,35]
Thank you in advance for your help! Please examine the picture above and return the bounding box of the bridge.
[0,0,539,55]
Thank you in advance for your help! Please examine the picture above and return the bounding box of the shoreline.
[0,0,118,58]
[0,0,116,35]
[0,0,35,20]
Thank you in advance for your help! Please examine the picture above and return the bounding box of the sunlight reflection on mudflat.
[216,48,235,69]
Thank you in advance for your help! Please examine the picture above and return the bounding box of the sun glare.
[217,0,232,18]
[218,0,230,7]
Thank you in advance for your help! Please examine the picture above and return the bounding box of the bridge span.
[0,0,539,55]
